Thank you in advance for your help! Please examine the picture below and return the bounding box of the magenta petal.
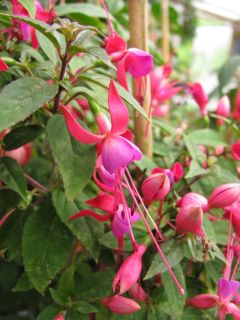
[61,105,104,144]
[108,80,129,134]
[101,135,142,173]
[112,205,140,238]
[125,48,153,78]
[226,302,240,318]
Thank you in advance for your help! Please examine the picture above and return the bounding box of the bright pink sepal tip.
[231,142,240,161]
[208,183,240,209]
[188,82,208,116]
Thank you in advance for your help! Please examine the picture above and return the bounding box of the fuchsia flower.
[225,197,240,237]
[188,82,208,116]
[102,295,140,315]
[0,58,8,71]
[101,0,153,91]
[232,142,240,161]
[141,163,184,203]
[233,91,240,120]
[69,193,140,239]
[150,65,182,117]
[216,96,231,126]
[187,278,240,319]
[62,80,142,174]
[112,244,146,294]
[10,0,55,48]
[208,183,240,209]
[176,192,208,236]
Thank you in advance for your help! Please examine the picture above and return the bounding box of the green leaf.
[0,157,28,201]
[144,240,184,280]
[75,301,98,314]
[186,129,227,147]
[12,272,33,292]
[185,160,209,179]
[0,77,57,132]
[56,3,109,18]
[0,208,28,259]
[46,115,96,200]
[0,13,60,49]
[22,203,74,293]
[213,220,228,245]
[75,270,114,299]
[18,0,36,18]
[3,125,43,151]
[52,189,104,259]
[58,266,75,297]
[0,189,20,218]
[83,46,116,69]
[37,31,58,64]
[36,305,63,320]
[161,265,186,319]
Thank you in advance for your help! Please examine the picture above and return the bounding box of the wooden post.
[162,0,170,62]
[128,0,153,158]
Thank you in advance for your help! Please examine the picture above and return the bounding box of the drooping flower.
[187,278,240,319]
[62,80,142,174]
[176,192,208,236]
[0,58,8,71]
[141,163,184,203]
[112,244,146,294]
[102,295,140,315]
[100,0,153,91]
[188,82,208,116]
[216,95,231,126]
[208,183,240,209]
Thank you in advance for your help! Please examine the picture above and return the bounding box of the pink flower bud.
[186,294,218,309]
[188,82,208,116]
[216,96,230,126]
[128,283,148,302]
[208,183,240,209]
[176,206,203,235]
[141,172,171,202]
[102,295,140,315]
[231,142,240,161]
[112,244,146,294]
[177,192,208,212]
[171,162,184,182]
